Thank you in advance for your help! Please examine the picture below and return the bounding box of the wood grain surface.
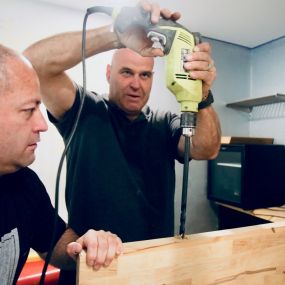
[77,222,285,285]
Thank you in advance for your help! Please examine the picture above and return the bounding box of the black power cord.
[39,8,93,285]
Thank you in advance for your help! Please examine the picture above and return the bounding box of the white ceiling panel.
[37,0,285,48]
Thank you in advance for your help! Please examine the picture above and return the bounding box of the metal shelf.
[226,93,285,113]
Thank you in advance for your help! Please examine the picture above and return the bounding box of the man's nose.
[33,108,48,133]
[130,75,140,89]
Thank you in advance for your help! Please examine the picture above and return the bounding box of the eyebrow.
[16,98,41,109]
[23,98,41,105]
[120,67,153,75]
[140,71,153,76]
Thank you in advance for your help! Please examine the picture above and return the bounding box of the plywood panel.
[77,222,285,285]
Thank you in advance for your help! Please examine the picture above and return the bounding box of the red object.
[17,259,60,285]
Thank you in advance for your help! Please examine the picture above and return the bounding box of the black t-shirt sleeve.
[21,168,66,253]
[47,86,81,140]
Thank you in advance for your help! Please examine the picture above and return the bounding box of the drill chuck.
[181,112,196,137]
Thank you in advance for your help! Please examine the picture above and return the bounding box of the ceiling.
[38,0,285,48]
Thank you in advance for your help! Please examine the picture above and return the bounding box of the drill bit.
[179,133,190,238]
[179,112,196,238]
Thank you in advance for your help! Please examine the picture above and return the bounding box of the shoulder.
[17,167,43,186]
[2,168,50,213]
[75,84,103,103]
[48,84,107,136]
[74,84,109,115]
[15,168,48,202]
[0,168,44,195]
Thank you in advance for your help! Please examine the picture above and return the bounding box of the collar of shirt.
[105,99,151,124]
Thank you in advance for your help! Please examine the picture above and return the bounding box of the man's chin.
[128,104,143,112]
[21,155,36,168]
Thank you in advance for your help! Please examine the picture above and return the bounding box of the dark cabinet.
[207,144,285,210]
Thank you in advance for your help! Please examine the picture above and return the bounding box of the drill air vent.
[175,73,194,81]
[177,31,194,46]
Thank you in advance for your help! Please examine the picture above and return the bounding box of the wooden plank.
[77,222,285,285]
[253,207,285,222]
[221,136,274,145]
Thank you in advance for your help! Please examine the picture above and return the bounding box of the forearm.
[190,106,221,159]
[178,105,221,160]
[23,25,122,118]
[23,25,121,77]
[39,228,79,270]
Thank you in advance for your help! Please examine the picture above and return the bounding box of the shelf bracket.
[226,94,285,119]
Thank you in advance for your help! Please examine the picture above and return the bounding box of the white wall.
[3,0,283,235]
[1,0,114,221]
[1,0,184,225]
[183,39,252,233]
[209,39,251,136]
[250,37,285,144]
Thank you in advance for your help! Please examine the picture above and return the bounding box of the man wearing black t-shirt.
[0,44,123,285]
[24,1,221,284]
[24,0,220,242]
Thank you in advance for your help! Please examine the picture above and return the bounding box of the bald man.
[0,44,122,284]
[24,1,221,283]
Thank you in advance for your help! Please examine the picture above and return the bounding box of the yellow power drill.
[86,5,203,238]
[111,6,203,135]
